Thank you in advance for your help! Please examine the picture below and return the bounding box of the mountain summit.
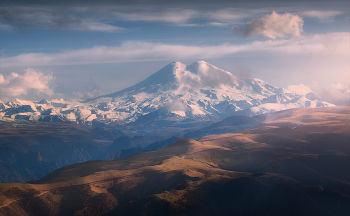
[86,61,333,122]
[0,61,333,126]
[95,61,274,99]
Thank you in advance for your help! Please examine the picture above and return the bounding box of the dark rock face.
[0,143,58,183]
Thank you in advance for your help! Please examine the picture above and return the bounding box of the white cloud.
[78,21,123,32]
[287,84,312,95]
[0,22,13,30]
[207,22,229,27]
[232,11,304,39]
[318,84,350,105]
[0,32,348,68]
[207,9,251,22]
[114,9,198,25]
[301,10,345,22]
[115,8,257,25]
[332,83,347,90]
[0,68,54,97]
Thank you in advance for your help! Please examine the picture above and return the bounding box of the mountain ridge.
[0,61,333,130]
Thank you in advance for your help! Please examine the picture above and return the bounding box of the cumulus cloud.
[290,83,350,105]
[0,32,348,68]
[300,10,345,22]
[233,11,304,39]
[0,68,54,97]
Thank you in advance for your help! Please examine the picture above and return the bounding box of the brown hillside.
[1,106,350,216]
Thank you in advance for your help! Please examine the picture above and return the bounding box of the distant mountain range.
[0,61,333,128]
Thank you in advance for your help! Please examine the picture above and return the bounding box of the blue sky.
[0,0,349,102]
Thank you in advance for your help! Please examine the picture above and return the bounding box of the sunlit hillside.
[1,106,349,216]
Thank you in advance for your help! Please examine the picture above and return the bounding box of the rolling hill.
[0,105,349,216]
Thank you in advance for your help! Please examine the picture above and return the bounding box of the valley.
[0,105,349,216]
[1,1,348,215]
[0,61,338,184]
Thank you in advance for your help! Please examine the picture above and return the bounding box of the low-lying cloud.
[318,84,350,105]
[233,11,304,39]
[162,99,189,112]
[287,83,350,105]
[0,68,54,97]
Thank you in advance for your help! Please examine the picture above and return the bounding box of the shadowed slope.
[0,106,350,216]
[0,121,126,182]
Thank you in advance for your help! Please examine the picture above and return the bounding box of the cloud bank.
[233,11,304,39]
[1,32,347,67]
[318,84,350,105]
[0,68,54,97]
[287,83,350,106]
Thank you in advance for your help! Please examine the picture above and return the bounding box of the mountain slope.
[87,61,333,123]
[0,121,127,183]
[0,61,333,131]
[183,114,261,139]
[0,143,58,183]
[0,106,349,216]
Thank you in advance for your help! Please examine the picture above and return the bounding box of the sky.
[0,0,349,104]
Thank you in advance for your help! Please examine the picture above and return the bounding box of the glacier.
[0,61,333,126]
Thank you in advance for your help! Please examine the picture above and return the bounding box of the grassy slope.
[0,106,350,216]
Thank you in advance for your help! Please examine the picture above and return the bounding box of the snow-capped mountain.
[0,61,333,125]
